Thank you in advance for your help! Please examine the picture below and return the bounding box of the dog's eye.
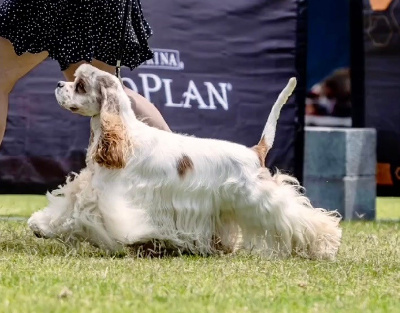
[76,81,86,93]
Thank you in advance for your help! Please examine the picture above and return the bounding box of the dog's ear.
[93,76,128,169]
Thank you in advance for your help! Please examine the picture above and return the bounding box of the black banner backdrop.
[362,0,400,196]
[0,0,307,193]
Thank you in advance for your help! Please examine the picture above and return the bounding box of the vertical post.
[295,0,308,183]
[350,0,365,127]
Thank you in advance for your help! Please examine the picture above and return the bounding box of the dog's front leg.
[97,190,156,245]
[28,168,96,240]
[28,189,76,239]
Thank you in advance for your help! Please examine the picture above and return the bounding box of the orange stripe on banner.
[369,0,393,11]
[377,163,394,186]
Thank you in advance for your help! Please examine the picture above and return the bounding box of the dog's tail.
[253,77,297,165]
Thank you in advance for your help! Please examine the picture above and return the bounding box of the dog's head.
[56,64,132,169]
[55,64,124,117]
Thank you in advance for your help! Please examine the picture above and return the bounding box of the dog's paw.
[27,211,56,239]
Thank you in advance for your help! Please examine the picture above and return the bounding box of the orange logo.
[370,0,394,11]
[377,163,393,185]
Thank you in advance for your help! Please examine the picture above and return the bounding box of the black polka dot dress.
[0,0,154,71]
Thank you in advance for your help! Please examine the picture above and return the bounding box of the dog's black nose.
[57,81,65,88]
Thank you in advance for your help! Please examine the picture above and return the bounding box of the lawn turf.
[0,196,399,313]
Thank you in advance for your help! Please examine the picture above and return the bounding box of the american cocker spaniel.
[28,64,342,260]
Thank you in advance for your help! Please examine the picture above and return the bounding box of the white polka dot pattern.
[0,0,154,70]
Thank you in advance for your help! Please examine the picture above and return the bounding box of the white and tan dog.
[28,64,341,259]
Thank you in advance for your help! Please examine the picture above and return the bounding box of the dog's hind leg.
[214,211,241,253]
[234,205,293,259]
[233,170,342,260]
[260,171,341,260]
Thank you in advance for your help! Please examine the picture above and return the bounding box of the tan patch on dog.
[92,74,130,169]
[177,154,194,177]
[93,112,130,169]
[251,136,269,167]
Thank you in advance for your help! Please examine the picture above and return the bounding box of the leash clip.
[116,60,122,79]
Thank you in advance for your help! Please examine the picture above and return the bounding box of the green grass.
[0,195,399,312]
[376,197,400,220]
[0,195,47,217]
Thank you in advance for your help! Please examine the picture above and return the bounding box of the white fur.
[28,64,342,260]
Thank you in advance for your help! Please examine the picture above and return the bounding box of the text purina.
[140,49,185,70]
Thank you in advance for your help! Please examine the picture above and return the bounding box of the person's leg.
[0,37,49,146]
[62,60,171,131]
